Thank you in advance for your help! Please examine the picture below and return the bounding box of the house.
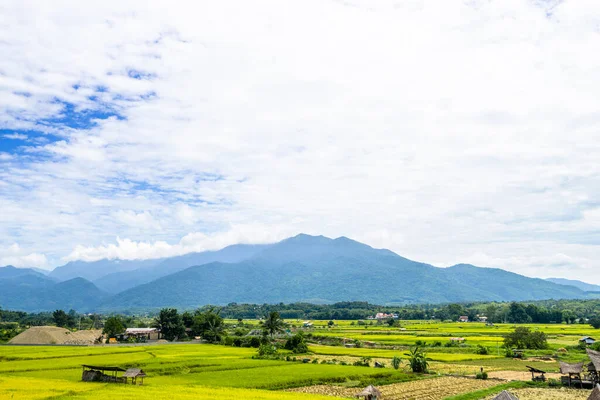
[302,321,313,328]
[458,316,469,323]
[374,313,398,320]
[125,328,159,341]
[450,337,465,343]
[478,316,488,322]
[581,337,596,346]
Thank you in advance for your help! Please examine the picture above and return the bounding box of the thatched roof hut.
[588,384,600,400]
[560,362,584,374]
[355,385,381,400]
[588,349,600,371]
[492,390,518,400]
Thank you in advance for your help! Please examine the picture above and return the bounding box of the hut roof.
[559,362,584,374]
[82,365,126,372]
[588,384,600,400]
[355,385,381,397]
[492,390,519,400]
[588,349,600,371]
[123,368,146,378]
[526,365,546,374]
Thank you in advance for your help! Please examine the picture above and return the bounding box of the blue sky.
[1,0,600,283]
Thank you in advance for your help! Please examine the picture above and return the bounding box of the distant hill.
[49,258,163,282]
[93,244,270,293]
[546,278,600,292]
[0,266,106,312]
[98,234,589,310]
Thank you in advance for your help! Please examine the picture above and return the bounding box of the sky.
[1,1,599,282]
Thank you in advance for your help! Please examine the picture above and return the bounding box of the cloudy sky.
[1,1,599,282]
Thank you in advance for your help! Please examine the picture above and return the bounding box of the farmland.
[1,320,598,399]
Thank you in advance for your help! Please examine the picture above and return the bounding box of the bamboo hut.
[81,365,126,383]
[355,385,381,400]
[123,368,147,385]
[588,349,600,385]
[526,365,546,382]
[492,391,518,400]
[560,362,584,387]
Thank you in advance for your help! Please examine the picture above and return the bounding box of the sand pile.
[9,326,103,345]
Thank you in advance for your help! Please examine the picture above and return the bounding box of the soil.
[8,326,102,345]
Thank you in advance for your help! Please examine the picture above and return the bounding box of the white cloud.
[0,1,599,283]
[63,224,293,262]
[3,133,28,140]
[0,244,48,269]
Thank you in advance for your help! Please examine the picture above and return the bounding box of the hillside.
[93,244,270,293]
[98,234,588,310]
[546,278,600,292]
[0,267,107,312]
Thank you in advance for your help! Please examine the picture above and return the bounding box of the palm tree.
[261,311,286,340]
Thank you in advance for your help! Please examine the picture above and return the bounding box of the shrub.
[249,337,261,348]
[284,333,309,354]
[353,357,372,367]
[392,356,402,370]
[406,346,429,373]
[476,344,489,355]
[432,341,442,347]
[475,371,488,380]
[257,343,277,357]
[548,378,561,387]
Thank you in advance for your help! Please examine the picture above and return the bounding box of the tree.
[192,308,225,343]
[590,317,600,329]
[53,310,69,328]
[103,316,125,339]
[503,327,547,350]
[182,311,194,329]
[153,308,185,342]
[405,346,429,373]
[261,311,286,339]
[508,302,532,323]
[284,332,308,353]
[327,320,334,327]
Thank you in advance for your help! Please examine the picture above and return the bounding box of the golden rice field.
[1,320,598,399]
[289,377,502,400]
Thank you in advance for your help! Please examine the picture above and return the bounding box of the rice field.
[1,320,597,399]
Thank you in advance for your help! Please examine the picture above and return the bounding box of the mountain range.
[1,234,598,312]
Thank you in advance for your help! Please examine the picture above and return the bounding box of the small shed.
[492,390,518,400]
[123,368,147,385]
[559,362,583,387]
[458,316,469,323]
[81,365,126,383]
[526,365,547,382]
[581,337,596,346]
[355,385,381,400]
[587,349,600,385]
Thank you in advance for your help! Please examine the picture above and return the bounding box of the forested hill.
[2,234,597,312]
[98,234,590,311]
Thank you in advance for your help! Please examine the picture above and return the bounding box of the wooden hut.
[492,390,518,400]
[355,385,381,400]
[526,365,546,382]
[81,365,126,383]
[587,349,600,385]
[560,362,584,387]
[588,384,600,400]
[123,368,147,385]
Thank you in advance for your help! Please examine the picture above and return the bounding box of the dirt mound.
[9,326,102,345]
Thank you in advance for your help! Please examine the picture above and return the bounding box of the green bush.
[476,344,489,355]
[475,371,488,380]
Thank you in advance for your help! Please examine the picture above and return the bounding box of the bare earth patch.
[487,370,562,381]
[484,387,589,400]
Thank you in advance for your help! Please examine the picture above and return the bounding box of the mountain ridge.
[1,234,594,312]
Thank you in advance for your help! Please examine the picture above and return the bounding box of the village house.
[458,316,469,323]
[581,337,596,346]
